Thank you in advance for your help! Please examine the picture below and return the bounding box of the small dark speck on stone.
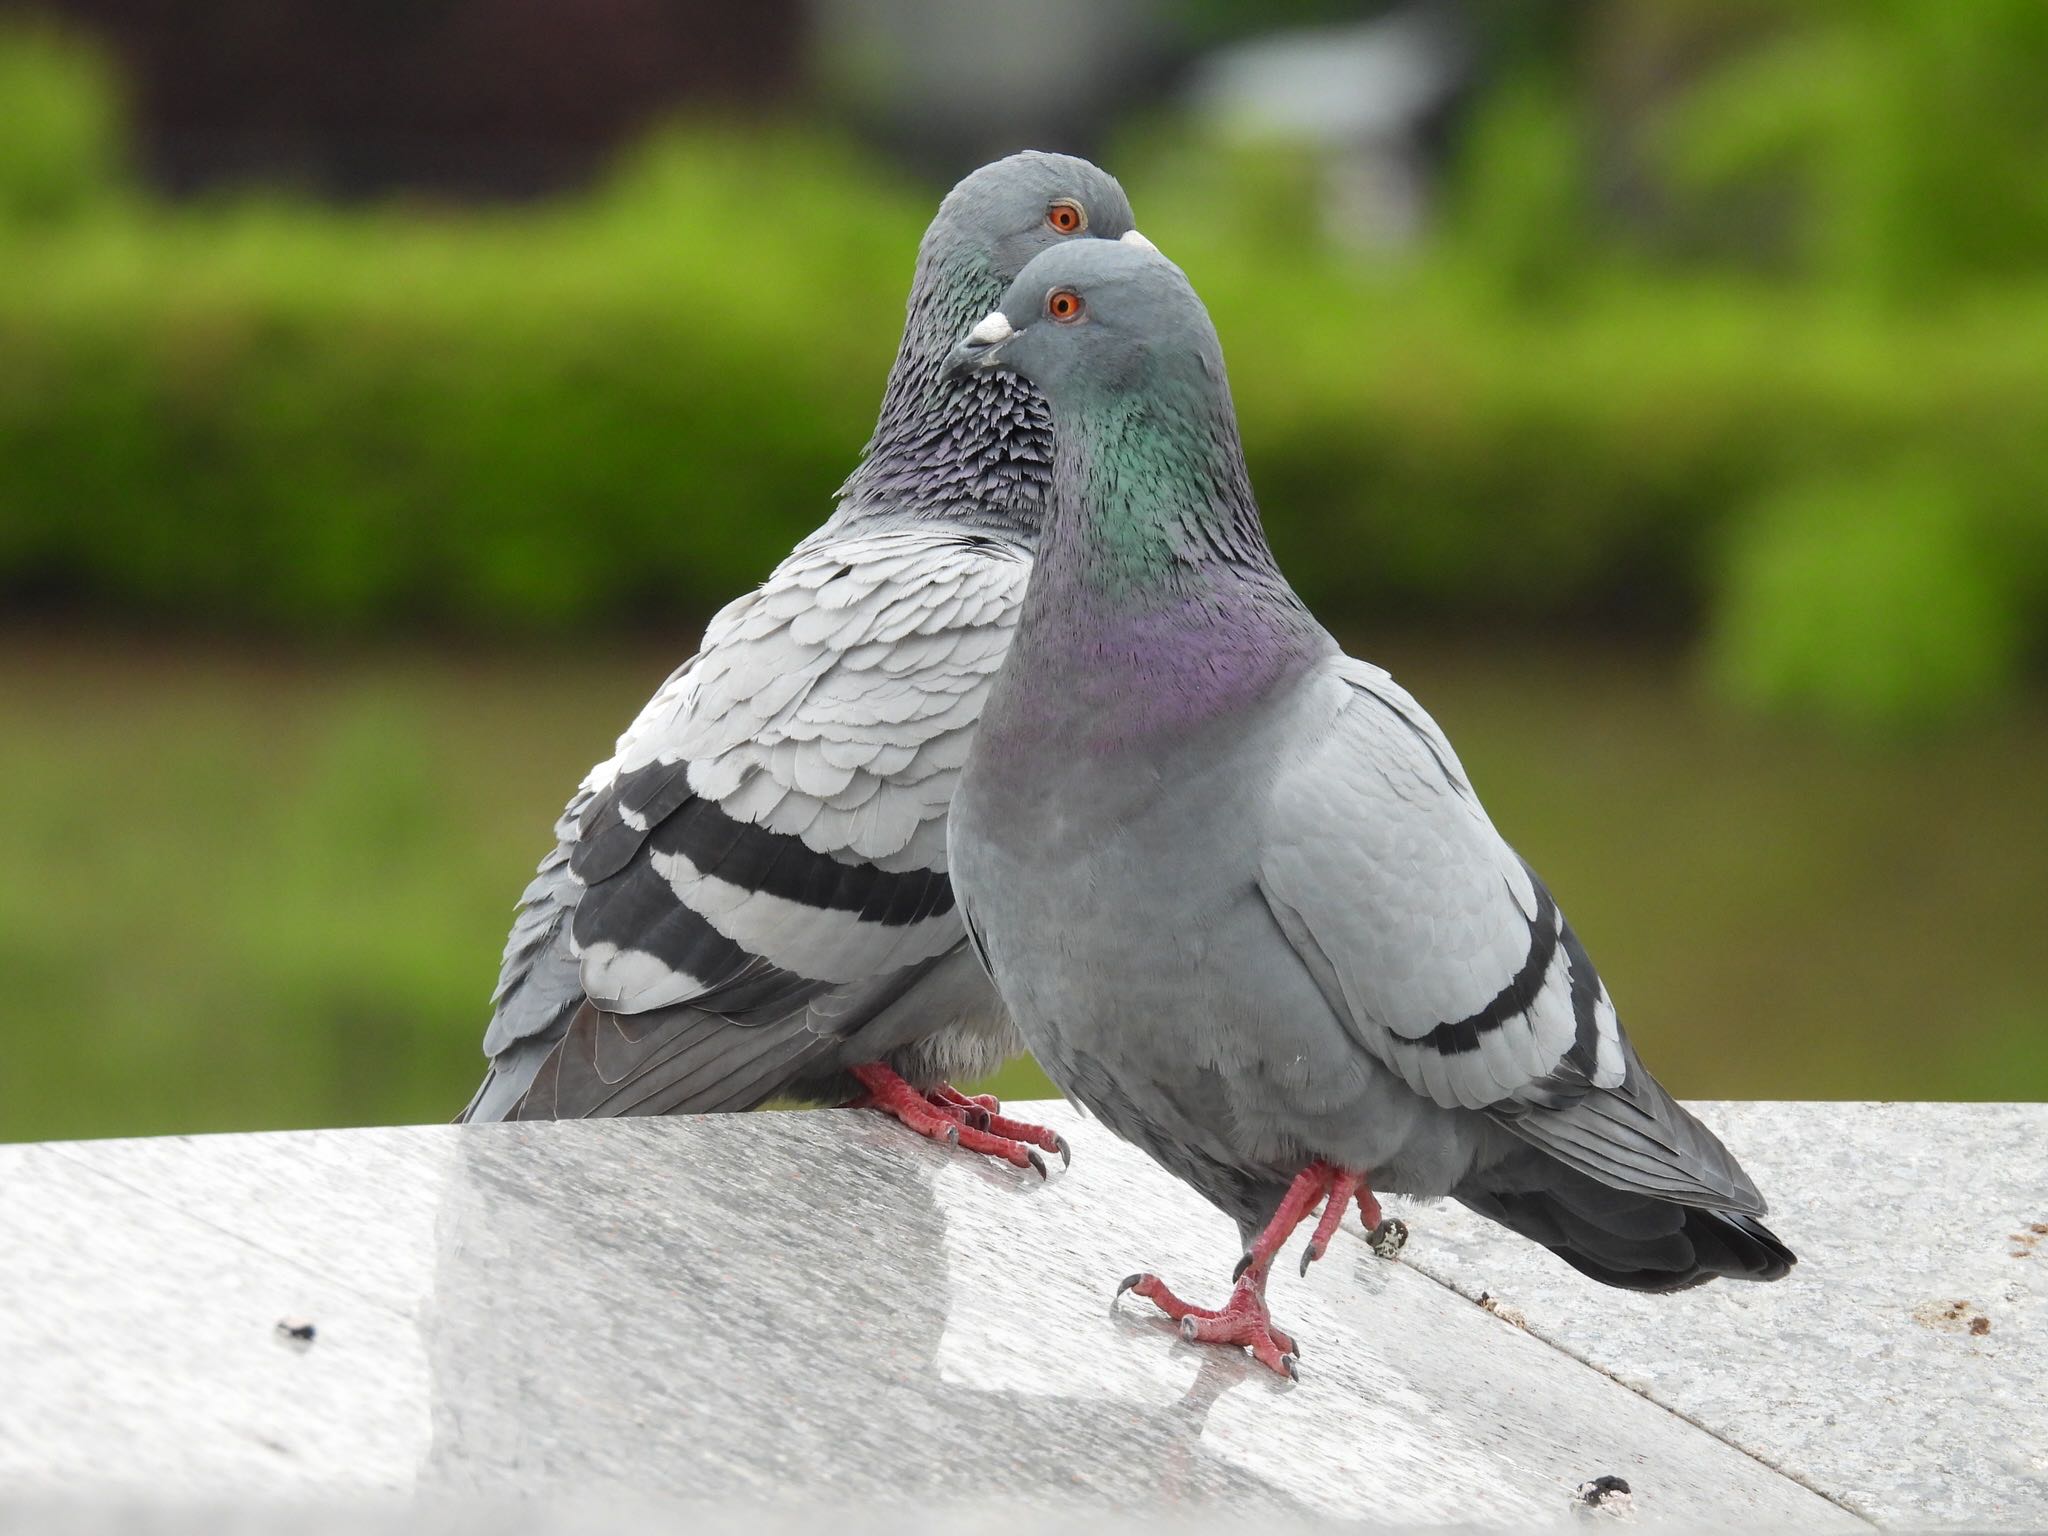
[1970,1316,1991,1336]
[275,1318,317,1347]
[1575,1474,1634,1516]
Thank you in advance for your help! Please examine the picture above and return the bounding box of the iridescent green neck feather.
[985,376,1330,752]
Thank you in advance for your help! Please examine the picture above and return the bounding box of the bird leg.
[1299,1167,1365,1273]
[1115,1161,1347,1379]
[1276,1163,1408,1270]
[1114,1159,1403,1377]
[846,1063,1069,1176]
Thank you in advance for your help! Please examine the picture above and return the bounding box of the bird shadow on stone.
[412,1115,1319,1516]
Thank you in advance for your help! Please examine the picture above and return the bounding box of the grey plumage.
[945,239,1793,1301]
[463,152,1142,1125]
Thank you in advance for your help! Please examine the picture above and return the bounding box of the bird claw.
[1117,1269,1300,1379]
[1119,1165,1392,1375]
[925,1083,994,1130]
[1296,1172,1362,1277]
[849,1065,1064,1177]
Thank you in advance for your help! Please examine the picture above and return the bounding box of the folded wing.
[1257,656,1765,1215]
[474,528,1030,1116]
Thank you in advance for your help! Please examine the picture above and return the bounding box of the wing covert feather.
[1258,656,1761,1211]
[564,529,1028,1022]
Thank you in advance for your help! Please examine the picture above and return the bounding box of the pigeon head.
[838,151,1147,534]
[948,238,1294,615]
[946,239,1223,413]
[921,150,1145,288]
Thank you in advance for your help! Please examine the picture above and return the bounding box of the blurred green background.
[2,0,2044,1141]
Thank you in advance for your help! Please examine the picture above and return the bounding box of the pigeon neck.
[833,248,1050,542]
[1034,383,1312,609]
[988,391,1328,752]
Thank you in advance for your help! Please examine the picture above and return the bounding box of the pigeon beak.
[946,309,1017,381]
[1120,229,1158,253]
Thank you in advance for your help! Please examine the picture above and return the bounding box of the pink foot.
[923,1082,1069,1164]
[1113,1159,1399,1377]
[927,1082,1001,1121]
[1117,1270,1300,1378]
[849,1064,1069,1175]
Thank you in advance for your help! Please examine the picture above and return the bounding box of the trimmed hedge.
[2,129,2045,728]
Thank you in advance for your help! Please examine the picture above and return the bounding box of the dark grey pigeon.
[462,152,1150,1175]
[945,240,1794,1375]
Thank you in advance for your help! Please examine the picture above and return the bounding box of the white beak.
[966,311,1015,345]
[1120,229,1158,253]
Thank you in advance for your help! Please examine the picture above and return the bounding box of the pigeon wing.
[1257,655,1764,1213]
[565,527,1030,1029]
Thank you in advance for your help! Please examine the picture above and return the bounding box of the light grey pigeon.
[462,152,1152,1175]
[945,239,1794,1375]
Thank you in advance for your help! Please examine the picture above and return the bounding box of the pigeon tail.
[1455,1157,1796,1292]
[509,999,839,1120]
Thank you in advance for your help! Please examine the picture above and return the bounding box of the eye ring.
[1046,288,1086,324]
[1046,199,1086,235]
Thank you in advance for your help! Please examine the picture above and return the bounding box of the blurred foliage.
[3,636,2043,1141]
[1709,470,2023,734]
[1659,0,2048,298]
[0,17,126,224]
[0,8,2045,735]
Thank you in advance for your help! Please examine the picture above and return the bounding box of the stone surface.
[0,1104,1864,1529]
[1386,1100,2048,1530]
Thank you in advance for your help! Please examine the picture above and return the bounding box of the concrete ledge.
[0,1101,2037,1527]
[1392,1101,2046,1528]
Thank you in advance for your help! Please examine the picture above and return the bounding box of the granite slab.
[1383,1099,2048,1529]
[0,1104,1862,1528]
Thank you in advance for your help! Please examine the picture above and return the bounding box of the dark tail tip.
[1685,1208,1797,1285]
[1460,1183,1797,1293]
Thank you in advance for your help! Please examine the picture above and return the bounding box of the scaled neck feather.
[833,242,1051,542]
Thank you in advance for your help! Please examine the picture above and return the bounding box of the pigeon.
[944,239,1794,1376]
[462,152,1153,1177]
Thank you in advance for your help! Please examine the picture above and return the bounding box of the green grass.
[2,630,2042,1145]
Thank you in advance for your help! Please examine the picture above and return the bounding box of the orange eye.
[1047,288,1085,323]
[1046,199,1086,235]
